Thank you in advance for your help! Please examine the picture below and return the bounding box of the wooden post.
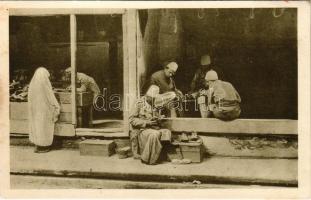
[123,9,138,136]
[122,11,129,136]
[70,14,77,125]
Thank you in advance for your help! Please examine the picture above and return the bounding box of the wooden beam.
[127,9,138,117]
[122,11,129,137]
[70,14,77,126]
[122,9,137,137]
[162,118,298,135]
[9,8,125,16]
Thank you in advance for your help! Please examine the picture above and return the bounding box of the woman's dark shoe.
[141,159,157,165]
[34,145,51,153]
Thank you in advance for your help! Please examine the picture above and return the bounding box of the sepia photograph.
[0,1,310,198]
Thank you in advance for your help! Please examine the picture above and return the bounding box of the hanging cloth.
[158,9,183,64]
[143,10,161,77]
[28,67,60,146]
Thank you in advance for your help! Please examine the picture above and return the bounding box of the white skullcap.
[146,85,160,98]
[201,55,211,66]
[166,62,178,72]
[205,70,218,81]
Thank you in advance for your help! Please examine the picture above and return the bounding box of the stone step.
[11,135,297,159]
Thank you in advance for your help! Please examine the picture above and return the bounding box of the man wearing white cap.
[201,70,241,120]
[150,61,179,93]
[129,85,173,165]
[149,61,183,117]
[190,54,225,95]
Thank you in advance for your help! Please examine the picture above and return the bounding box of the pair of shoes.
[189,132,198,141]
[34,145,51,153]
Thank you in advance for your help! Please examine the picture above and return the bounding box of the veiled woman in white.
[28,67,60,153]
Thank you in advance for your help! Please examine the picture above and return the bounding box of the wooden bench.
[161,118,297,135]
[161,118,298,159]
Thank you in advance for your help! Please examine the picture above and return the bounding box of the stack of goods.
[10,69,31,102]
[167,132,205,163]
[9,68,71,102]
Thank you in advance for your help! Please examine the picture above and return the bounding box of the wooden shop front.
[9,9,139,137]
[9,8,298,140]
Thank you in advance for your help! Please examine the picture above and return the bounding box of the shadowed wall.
[141,8,297,119]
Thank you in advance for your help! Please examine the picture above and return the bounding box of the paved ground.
[10,146,297,188]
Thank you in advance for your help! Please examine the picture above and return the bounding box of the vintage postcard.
[0,1,310,198]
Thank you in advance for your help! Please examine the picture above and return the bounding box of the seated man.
[190,54,225,94]
[189,55,226,118]
[64,67,100,98]
[150,61,183,117]
[201,70,241,120]
[129,85,173,165]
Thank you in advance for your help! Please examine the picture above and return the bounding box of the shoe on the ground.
[34,145,51,153]
[141,159,157,165]
[189,132,198,141]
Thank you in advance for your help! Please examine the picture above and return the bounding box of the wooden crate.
[9,101,77,136]
[79,139,116,157]
[10,102,28,120]
[10,101,91,129]
[172,141,205,163]
[10,119,75,136]
[54,91,93,106]
[54,91,93,127]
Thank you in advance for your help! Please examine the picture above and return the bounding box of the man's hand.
[175,89,183,97]
[199,89,208,96]
[151,116,159,121]
[146,120,158,127]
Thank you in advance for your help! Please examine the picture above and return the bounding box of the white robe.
[28,67,60,146]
